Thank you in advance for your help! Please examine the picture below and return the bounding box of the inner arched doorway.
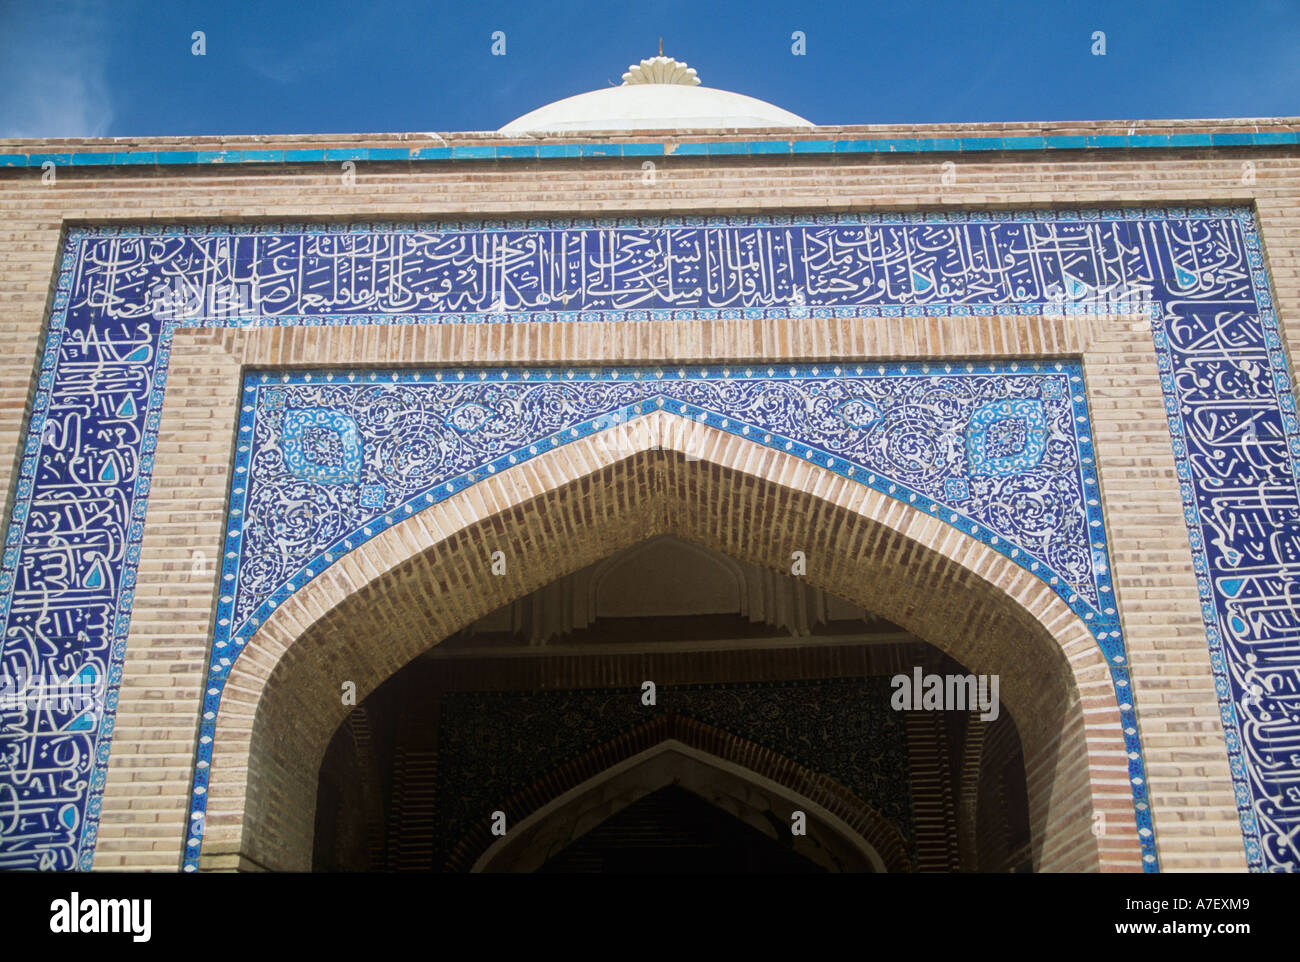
[474,738,890,874]
[202,418,1138,873]
[311,536,1030,873]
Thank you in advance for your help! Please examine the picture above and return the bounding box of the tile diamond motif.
[282,409,363,484]
[966,399,1048,476]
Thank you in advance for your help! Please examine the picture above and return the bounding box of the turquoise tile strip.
[0,132,1294,170]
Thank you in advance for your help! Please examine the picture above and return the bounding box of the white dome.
[498,56,813,133]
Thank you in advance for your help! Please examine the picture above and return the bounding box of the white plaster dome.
[499,55,813,133]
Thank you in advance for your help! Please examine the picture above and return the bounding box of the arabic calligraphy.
[0,208,1294,873]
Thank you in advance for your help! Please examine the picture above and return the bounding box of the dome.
[498,55,813,134]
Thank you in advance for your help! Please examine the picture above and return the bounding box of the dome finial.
[621,51,701,86]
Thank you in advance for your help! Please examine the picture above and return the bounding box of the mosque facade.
[0,57,1298,873]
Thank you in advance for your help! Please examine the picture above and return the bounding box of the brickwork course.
[2,115,1298,872]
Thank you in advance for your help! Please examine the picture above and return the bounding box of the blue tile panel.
[0,208,1294,876]
[0,132,1294,169]
[181,360,1129,872]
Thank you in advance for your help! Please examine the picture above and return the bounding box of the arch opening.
[203,421,1137,873]
[310,536,1034,873]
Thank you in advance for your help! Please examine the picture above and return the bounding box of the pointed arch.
[463,721,906,873]
[590,534,748,618]
[196,412,1139,872]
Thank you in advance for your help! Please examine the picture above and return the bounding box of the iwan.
[49,892,151,942]
[890,668,1000,722]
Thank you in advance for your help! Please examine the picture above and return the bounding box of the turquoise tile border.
[0,131,1295,170]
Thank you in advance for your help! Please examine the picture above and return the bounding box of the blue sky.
[0,0,1296,138]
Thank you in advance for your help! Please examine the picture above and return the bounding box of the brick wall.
[2,119,1296,872]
